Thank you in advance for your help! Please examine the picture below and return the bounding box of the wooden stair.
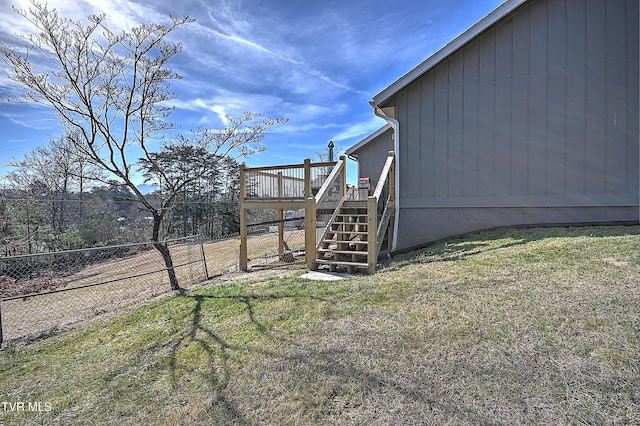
[314,201,371,273]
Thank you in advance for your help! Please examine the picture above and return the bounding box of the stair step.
[323,239,368,245]
[314,259,369,268]
[332,221,366,225]
[318,249,368,256]
[329,230,368,235]
[342,201,367,208]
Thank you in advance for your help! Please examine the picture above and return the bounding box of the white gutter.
[370,100,399,252]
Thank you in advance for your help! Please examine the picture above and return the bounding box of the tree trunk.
[152,215,181,291]
[153,241,180,291]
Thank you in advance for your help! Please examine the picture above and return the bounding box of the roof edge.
[345,124,392,156]
[372,0,528,106]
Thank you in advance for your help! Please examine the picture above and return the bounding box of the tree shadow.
[166,293,240,423]
[164,288,332,422]
[162,285,490,423]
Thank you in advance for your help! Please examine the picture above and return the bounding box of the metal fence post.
[200,242,209,280]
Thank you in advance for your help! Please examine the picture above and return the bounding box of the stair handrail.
[376,194,393,255]
[307,155,346,268]
[367,151,395,272]
[372,152,395,201]
[314,156,346,206]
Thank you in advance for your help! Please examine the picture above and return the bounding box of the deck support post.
[305,196,317,270]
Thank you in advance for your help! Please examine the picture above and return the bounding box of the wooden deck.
[239,152,396,274]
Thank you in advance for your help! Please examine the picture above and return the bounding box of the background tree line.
[1,135,245,256]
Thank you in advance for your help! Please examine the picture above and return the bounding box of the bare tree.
[5,136,105,232]
[0,2,287,290]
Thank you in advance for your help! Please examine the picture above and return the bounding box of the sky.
[0,0,505,186]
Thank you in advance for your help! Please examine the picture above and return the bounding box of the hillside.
[0,225,638,425]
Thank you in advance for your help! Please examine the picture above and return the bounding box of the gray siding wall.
[378,0,639,250]
[351,127,394,190]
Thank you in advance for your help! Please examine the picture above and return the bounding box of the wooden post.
[305,196,317,270]
[304,158,312,199]
[239,164,248,271]
[277,171,285,258]
[387,151,396,253]
[367,196,377,274]
[340,155,347,198]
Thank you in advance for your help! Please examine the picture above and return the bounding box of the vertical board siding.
[434,65,449,198]
[512,9,529,76]
[463,42,480,197]
[529,0,548,74]
[448,85,464,197]
[565,64,587,193]
[477,80,496,196]
[585,0,606,63]
[548,0,567,68]
[528,71,547,194]
[355,128,394,190]
[421,73,435,198]
[628,55,640,194]
[605,58,628,194]
[385,0,637,209]
[477,30,496,196]
[567,0,587,66]
[628,0,640,58]
[407,85,422,196]
[585,62,606,194]
[606,0,627,61]
[547,67,567,195]
[511,73,529,194]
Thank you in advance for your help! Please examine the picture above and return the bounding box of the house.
[347,0,639,251]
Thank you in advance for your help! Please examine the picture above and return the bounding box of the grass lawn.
[0,225,639,425]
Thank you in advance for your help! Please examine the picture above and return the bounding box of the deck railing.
[239,158,337,271]
[242,159,336,202]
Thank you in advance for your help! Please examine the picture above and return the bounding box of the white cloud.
[171,91,283,117]
[331,116,387,143]
[0,109,57,130]
[275,122,341,134]
[189,10,365,96]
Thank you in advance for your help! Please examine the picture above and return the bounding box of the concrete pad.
[299,271,356,281]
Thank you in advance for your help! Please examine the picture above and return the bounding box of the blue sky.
[0,0,505,186]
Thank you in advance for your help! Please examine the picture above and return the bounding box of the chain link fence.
[245,210,306,270]
[0,235,249,344]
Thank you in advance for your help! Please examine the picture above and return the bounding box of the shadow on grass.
[166,293,239,423]
[388,224,640,267]
[163,285,482,423]
[164,288,333,422]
